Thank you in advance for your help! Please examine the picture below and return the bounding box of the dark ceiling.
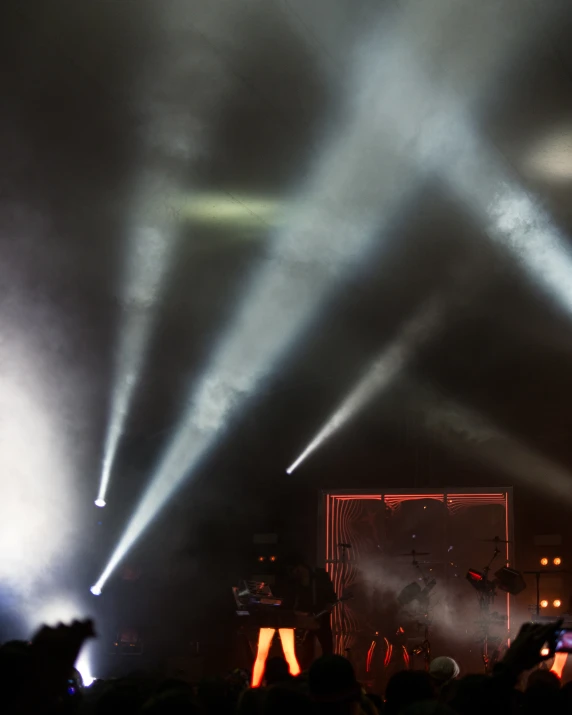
[3,0,572,587]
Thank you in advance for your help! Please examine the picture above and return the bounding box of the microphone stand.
[479,542,501,674]
[411,551,433,671]
[338,543,351,661]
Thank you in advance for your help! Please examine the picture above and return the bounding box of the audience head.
[264,657,292,686]
[429,657,460,688]
[524,667,561,714]
[309,655,362,713]
[143,686,200,715]
[0,640,33,710]
[263,685,313,715]
[385,670,435,715]
[526,667,561,692]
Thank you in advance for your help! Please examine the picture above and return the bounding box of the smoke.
[411,381,572,504]
[288,297,444,473]
[0,317,94,664]
[97,0,241,504]
[356,553,493,652]
[0,193,95,641]
[0,330,78,594]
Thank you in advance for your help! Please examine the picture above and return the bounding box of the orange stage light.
[540,600,549,608]
[251,627,301,688]
[554,557,562,566]
[540,558,549,566]
[552,653,567,679]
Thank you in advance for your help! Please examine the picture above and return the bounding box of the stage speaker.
[495,567,526,595]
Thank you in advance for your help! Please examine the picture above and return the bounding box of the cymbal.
[481,537,511,544]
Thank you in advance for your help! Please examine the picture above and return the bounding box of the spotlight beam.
[284,4,544,474]
[436,123,572,318]
[94,1,243,506]
[96,179,181,506]
[90,2,459,591]
[91,0,541,591]
[287,298,442,473]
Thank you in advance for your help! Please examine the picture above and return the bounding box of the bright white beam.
[91,2,469,592]
[76,651,95,688]
[287,298,442,473]
[92,0,536,590]
[434,122,572,317]
[96,180,179,506]
[94,0,238,504]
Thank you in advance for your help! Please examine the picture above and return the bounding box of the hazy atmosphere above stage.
[2,0,572,676]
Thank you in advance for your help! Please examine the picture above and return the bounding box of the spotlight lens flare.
[94,499,106,508]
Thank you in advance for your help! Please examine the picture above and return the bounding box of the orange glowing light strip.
[448,496,505,501]
[366,640,376,672]
[382,637,395,668]
[505,492,510,642]
[326,495,330,572]
[384,494,444,500]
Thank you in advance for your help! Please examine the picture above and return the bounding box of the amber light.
[258,556,265,562]
[270,555,277,562]
[554,599,562,608]
[554,557,562,566]
[540,647,550,657]
[540,600,549,608]
[540,558,549,566]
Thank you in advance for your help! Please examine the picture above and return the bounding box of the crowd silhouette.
[0,619,568,714]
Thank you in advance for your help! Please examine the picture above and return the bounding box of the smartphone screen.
[555,629,572,653]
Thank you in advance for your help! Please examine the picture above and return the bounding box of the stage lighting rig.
[466,566,525,597]
[466,568,495,594]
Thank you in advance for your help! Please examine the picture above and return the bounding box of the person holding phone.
[0,619,95,714]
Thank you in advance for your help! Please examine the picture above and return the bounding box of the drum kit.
[330,536,519,673]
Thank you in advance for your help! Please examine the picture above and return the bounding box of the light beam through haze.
[91,0,544,591]
[286,297,443,473]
